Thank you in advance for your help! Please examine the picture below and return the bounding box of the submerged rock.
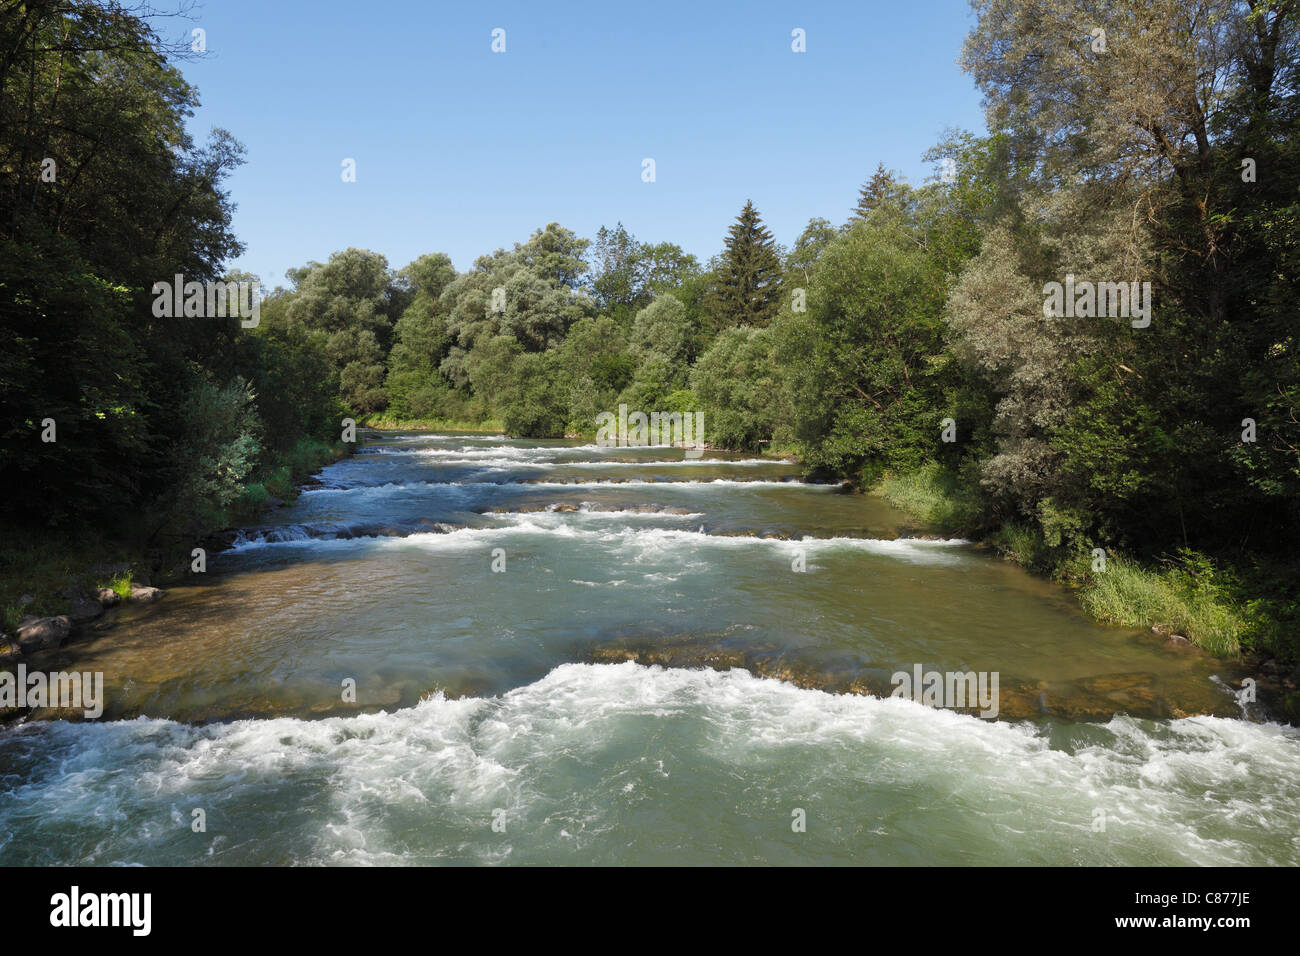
[1076,671,1158,694]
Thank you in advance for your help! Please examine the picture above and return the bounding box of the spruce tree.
[710,200,783,328]
[852,163,898,221]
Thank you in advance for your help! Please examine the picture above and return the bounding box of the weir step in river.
[2,431,1297,865]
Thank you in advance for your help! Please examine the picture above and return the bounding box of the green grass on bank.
[871,464,1295,661]
[1074,552,1245,657]
[874,461,985,533]
[761,441,800,461]
[102,569,134,601]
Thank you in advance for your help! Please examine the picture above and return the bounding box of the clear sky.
[173,0,987,287]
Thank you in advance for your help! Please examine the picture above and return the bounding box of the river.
[2,431,1297,865]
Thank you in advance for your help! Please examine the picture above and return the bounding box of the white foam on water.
[564,502,704,517]
[229,522,361,548]
[302,481,475,498]
[370,447,549,461]
[486,504,703,521]
[368,443,619,459]
[561,458,778,468]
[517,478,821,490]
[218,514,969,567]
[295,478,820,504]
[373,433,508,444]
[476,516,970,565]
[1,662,1296,866]
[362,447,784,470]
[422,457,549,469]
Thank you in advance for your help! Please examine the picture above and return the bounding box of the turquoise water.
[2,432,1297,865]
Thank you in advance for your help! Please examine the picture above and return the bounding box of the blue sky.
[174,0,987,287]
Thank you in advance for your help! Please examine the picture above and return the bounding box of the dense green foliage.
[2,1,1296,660]
[0,1,344,569]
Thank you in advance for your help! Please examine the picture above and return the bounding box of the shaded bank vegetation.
[2,1,1297,668]
[0,1,346,625]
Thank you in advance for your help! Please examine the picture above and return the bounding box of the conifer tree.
[852,163,899,220]
[709,200,783,328]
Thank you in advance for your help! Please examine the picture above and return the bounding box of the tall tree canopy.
[707,200,783,329]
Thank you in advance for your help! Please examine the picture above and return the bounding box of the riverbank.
[872,462,1300,720]
[0,437,351,665]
